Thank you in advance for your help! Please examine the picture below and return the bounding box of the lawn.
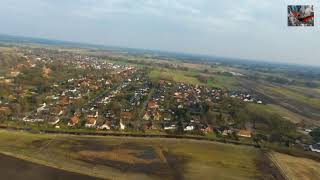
[270,152,320,180]
[0,130,272,180]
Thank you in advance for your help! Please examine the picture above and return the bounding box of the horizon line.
[0,33,319,68]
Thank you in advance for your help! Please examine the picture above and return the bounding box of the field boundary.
[268,152,290,180]
[0,125,259,148]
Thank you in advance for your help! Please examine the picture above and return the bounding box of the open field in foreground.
[0,153,104,180]
[270,152,320,180]
[0,130,283,180]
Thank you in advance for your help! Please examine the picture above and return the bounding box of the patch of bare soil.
[66,140,187,180]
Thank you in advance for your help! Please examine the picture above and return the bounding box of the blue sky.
[0,0,319,65]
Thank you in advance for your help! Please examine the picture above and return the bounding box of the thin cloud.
[0,0,319,65]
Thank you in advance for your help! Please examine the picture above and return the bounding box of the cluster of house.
[128,81,150,107]
[138,81,258,135]
[0,54,53,118]
[0,59,31,86]
[1,50,260,139]
[67,68,149,131]
[143,80,173,129]
[303,128,320,153]
[20,54,138,129]
[218,127,252,138]
[230,91,263,104]
[99,70,150,130]
[0,69,20,85]
[309,143,320,153]
[22,103,62,125]
[0,104,11,117]
[139,82,218,132]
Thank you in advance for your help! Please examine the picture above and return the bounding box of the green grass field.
[266,86,320,108]
[288,85,320,96]
[149,69,201,85]
[148,68,239,91]
[247,104,316,125]
[207,75,238,90]
[0,130,273,180]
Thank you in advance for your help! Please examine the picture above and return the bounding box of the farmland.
[0,153,104,180]
[239,78,320,126]
[0,130,281,180]
[270,152,320,180]
[207,75,238,90]
[0,40,320,180]
[148,69,201,85]
[246,104,316,125]
[266,86,320,108]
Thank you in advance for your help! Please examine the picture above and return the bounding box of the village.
[0,46,319,156]
[1,2,320,179]
[0,49,273,143]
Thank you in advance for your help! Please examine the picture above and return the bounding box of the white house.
[310,143,320,153]
[120,121,126,130]
[184,125,195,131]
[99,124,111,130]
[164,125,176,130]
[37,103,47,113]
[49,117,60,125]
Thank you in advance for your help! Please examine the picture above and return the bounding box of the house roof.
[154,111,161,121]
[237,130,252,137]
[86,117,97,124]
[70,116,79,125]
[148,101,157,109]
[0,106,10,112]
[174,92,183,99]
[120,112,132,120]
[59,96,70,105]
[202,126,213,133]
[159,80,166,86]
[51,106,62,114]
[143,112,150,118]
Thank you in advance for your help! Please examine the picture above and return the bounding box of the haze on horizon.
[0,0,319,66]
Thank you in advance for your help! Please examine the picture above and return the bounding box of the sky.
[0,0,319,65]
